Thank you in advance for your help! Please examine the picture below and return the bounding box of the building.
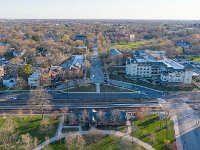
[109,48,122,57]
[28,72,41,87]
[74,34,87,43]
[70,55,85,71]
[3,76,16,88]
[126,50,193,85]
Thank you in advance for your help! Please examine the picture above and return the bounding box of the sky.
[0,0,200,20]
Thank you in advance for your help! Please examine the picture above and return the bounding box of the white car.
[9,97,17,100]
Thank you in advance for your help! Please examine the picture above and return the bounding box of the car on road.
[8,97,17,100]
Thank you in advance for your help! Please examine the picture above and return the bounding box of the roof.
[29,72,41,79]
[110,48,122,56]
[71,55,84,66]
[184,63,193,70]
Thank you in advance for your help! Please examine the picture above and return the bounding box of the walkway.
[34,117,155,150]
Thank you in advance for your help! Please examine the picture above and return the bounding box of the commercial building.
[126,50,193,85]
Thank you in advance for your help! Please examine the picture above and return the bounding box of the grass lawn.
[0,86,8,91]
[97,125,128,133]
[110,41,151,50]
[43,135,145,150]
[63,84,96,92]
[109,74,198,92]
[188,56,200,62]
[101,84,133,92]
[0,116,59,143]
[131,115,175,150]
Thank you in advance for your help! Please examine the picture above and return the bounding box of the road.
[90,41,104,83]
[166,94,200,150]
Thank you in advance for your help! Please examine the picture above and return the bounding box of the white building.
[126,50,193,85]
[28,72,41,87]
[3,77,16,88]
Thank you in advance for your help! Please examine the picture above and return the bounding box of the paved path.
[96,83,100,93]
[165,96,200,150]
[34,116,154,150]
[34,129,154,150]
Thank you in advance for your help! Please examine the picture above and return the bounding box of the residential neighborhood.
[0,0,200,150]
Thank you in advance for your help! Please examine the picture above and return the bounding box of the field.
[0,116,59,143]
[101,84,133,92]
[188,56,200,62]
[43,135,145,150]
[132,115,175,150]
[63,84,96,92]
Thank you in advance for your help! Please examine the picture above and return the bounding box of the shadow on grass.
[138,116,159,127]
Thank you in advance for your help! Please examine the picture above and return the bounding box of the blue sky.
[0,0,200,20]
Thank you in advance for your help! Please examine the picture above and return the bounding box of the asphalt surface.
[90,45,104,83]
[166,94,200,150]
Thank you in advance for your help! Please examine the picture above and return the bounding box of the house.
[67,109,127,127]
[12,49,26,57]
[3,76,16,88]
[109,48,122,57]
[70,55,85,71]
[74,34,87,43]
[28,72,41,87]
[126,50,193,85]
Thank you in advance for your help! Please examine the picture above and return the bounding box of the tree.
[39,118,53,136]
[15,78,28,90]
[0,118,19,150]
[80,109,89,125]
[111,109,122,125]
[65,134,85,150]
[29,88,51,119]
[18,64,33,80]
[97,110,105,124]
[69,113,77,125]
[0,46,7,56]
[19,133,38,150]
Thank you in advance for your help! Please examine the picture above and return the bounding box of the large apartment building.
[126,50,193,85]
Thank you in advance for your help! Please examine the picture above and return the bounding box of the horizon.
[1,0,200,20]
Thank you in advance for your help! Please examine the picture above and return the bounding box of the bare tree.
[29,88,51,119]
[111,109,122,125]
[0,118,19,150]
[20,133,38,150]
[97,110,105,125]
[80,109,89,125]
[39,118,53,136]
[69,113,77,125]
[65,133,85,150]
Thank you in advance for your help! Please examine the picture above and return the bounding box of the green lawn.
[188,56,200,62]
[109,74,198,92]
[97,125,128,133]
[110,41,151,50]
[101,84,133,92]
[0,86,8,91]
[43,135,145,150]
[63,84,96,92]
[0,116,59,143]
[131,115,175,150]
